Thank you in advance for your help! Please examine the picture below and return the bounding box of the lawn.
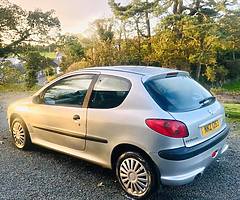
[224,103,240,122]
[40,51,56,59]
[222,80,240,92]
[0,84,40,92]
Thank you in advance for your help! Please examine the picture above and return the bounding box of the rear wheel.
[11,118,32,150]
[116,151,157,199]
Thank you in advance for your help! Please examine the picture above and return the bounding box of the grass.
[222,80,240,92]
[224,103,240,122]
[40,51,56,59]
[0,84,40,93]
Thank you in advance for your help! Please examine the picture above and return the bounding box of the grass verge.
[224,103,240,122]
[0,84,40,93]
[223,80,240,92]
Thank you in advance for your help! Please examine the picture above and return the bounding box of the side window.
[43,74,94,106]
[89,75,131,109]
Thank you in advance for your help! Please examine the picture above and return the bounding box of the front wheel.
[11,118,32,150]
[116,151,157,199]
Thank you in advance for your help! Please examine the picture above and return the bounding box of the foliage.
[47,73,63,83]
[205,65,228,86]
[0,0,60,57]
[58,35,85,72]
[0,61,23,85]
[66,60,90,72]
[2,0,240,92]
[40,52,56,59]
[222,80,240,92]
[0,83,40,92]
[92,19,114,42]
[24,51,51,88]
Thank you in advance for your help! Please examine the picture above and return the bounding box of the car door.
[86,75,132,157]
[30,73,98,151]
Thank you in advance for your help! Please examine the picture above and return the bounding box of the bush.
[66,59,91,72]
[0,62,24,85]
[205,65,228,86]
[24,51,52,88]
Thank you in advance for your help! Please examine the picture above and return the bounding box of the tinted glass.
[145,76,213,112]
[43,75,93,106]
[89,75,131,109]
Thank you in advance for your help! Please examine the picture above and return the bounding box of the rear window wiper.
[199,96,216,105]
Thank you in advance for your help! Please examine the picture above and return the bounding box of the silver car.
[7,66,229,199]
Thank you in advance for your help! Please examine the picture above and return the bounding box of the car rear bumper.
[151,126,230,186]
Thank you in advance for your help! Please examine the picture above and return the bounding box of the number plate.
[201,120,220,137]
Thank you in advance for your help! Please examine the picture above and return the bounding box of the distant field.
[224,103,240,122]
[40,52,56,59]
[223,80,240,92]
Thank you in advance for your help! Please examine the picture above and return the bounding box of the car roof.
[82,66,185,77]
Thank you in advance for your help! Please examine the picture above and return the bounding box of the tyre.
[11,117,32,150]
[116,151,157,199]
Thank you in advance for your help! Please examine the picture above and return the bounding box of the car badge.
[208,109,214,115]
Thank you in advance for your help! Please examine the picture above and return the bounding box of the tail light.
[145,119,189,138]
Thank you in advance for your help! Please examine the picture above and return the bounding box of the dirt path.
[216,93,240,104]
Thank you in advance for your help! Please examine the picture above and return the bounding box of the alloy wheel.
[12,121,26,148]
[119,157,150,197]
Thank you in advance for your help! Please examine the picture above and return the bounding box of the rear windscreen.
[144,76,214,112]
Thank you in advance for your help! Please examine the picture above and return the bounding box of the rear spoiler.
[142,71,190,83]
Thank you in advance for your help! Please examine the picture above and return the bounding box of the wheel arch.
[10,113,30,136]
[111,143,160,179]
[10,113,24,127]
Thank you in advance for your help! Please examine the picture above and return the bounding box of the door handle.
[73,115,81,121]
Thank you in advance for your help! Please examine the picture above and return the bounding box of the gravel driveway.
[0,92,239,200]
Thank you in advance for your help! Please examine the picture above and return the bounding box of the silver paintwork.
[7,66,229,187]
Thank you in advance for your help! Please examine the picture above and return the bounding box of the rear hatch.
[169,101,226,147]
[144,73,227,147]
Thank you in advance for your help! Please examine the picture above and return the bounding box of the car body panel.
[28,104,87,151]
[169,101,227,147]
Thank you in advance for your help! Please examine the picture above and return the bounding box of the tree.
[24,51,51,88]
[148,0,238,80]
[0,61,23,85]
[0,0,60,57]
[218,9,240,61]
[93,18,114,42]
[205,65,228,86]
[58,35,85,72]
[109,0,160,51]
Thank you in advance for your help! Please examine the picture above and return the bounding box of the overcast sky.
[9,0,129,33]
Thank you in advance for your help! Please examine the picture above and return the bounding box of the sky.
[9,0,129,33]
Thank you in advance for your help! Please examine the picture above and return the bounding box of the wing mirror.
[32,94,43,104]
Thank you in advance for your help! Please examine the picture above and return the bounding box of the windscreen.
[144,75,214,112]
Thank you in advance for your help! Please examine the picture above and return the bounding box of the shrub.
[205,65,228,86]
[0,61,24,85]
[66,59,91,72]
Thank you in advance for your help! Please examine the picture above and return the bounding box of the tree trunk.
[173,0,178,14]
[145,0,152,52]
[135,20,142,65]
[196,63,201,81]
[178,0,183,13]
[233,51,236,61]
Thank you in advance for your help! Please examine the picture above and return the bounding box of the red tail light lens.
[145,119,189,138]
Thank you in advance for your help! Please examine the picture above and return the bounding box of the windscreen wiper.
[199,96,216,105]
